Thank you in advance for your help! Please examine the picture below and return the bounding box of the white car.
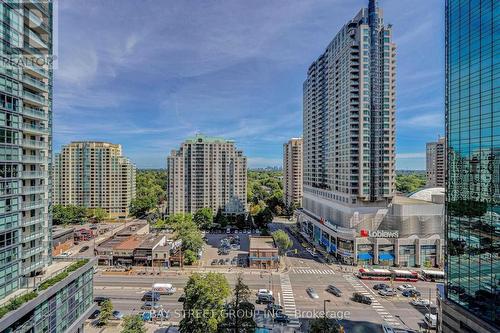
[397,284,416,291]
[256,289,273,297]
[411,298,432,306]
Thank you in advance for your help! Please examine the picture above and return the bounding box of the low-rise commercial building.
[52,227,75,256]
[297,188,445,268]
[248,236,279,269]
[133,235,167,266]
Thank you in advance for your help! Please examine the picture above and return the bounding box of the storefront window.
[399,245,416,267]
[357,244,373,265]
[378,244,395,266]
[420,245,437,268]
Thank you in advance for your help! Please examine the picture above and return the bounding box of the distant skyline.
[54,0,444,169]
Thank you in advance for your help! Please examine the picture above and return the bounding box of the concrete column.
[436,238,442,268]
[373,239,379,265]
[394,238,400,267]
[415,239,421,267]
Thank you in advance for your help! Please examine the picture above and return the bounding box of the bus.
[420,270,445,282]
[357,268,419,282]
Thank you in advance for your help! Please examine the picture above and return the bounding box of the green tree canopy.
[272,229,293,255]
[130,170,167,217]
[180,273,230,333]
[169,213,203,264]
[221,274,256,333]
[98,299,113,326]
[121,314,146,333]
[193,207,214,229]
[52,205,88,225]
[395,174,426,193]
[309,318,341,333]
[87,207,108,223]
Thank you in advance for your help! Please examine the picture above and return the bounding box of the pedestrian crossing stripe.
[291,268,336,275]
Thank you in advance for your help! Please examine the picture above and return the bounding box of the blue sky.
[53,0,444,170]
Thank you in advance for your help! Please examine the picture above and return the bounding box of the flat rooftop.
[137,235,164,249]
[114,236,144,250]
[249,236,276,249]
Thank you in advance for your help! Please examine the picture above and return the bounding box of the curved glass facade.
[445,0,499,328]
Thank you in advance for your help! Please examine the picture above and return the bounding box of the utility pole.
[323,299,330,333]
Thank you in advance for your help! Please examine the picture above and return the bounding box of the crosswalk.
[343,274,401,327]
[279,274,300,327]
[291,267,335,275]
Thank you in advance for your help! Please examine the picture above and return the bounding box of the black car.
[326,285,342,297]
[94,296,110,305]
[402,289,421,297]
[256,294,275,304]
[178,294,186,302]
[266,303,283,313]
[274,313,290,324]
[89,309,100,319]
[352,292,372,305]
[79,246,89,253]
[211,259,218,265]
[142,291,160,302]
[373,283,390,290]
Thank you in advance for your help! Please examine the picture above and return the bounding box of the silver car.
[306,287,319,299]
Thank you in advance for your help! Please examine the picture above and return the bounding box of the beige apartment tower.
[53,141,136,218]
[167,134,247,215]
[283,138,303,209]
[426,137,445,187]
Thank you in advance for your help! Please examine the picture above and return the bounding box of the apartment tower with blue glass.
[0,2,95,332]
[441,0,499,332]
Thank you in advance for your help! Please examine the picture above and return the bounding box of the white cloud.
[399,113,443,128]
[397,152,425,159]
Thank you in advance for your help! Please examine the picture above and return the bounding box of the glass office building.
[443,0,499,331]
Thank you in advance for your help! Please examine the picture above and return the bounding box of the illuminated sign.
[360,229,399,238]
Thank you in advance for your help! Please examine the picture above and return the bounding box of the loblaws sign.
[360,229,399,238]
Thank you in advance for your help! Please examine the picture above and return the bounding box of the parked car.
[256,289,273,297]
[373,283,390,290]
[379,288,397,297]
[231,244,240,250]
[79,246,89,253]
[274,313,290,324]
[141,301,161,310]
[424,314,437,329]
[89,309,100,319]
[142,291,160,301]
[402,289,421,297]
[397,284,416,291]
[94,296,110,305]
[352,292,372,304]
[225,258,231,265]
[256,294,275,304]
[411,298,431,306]
[326,285,342,297]
[112,310,124,320]
[211,259,218,265]
[231,257,238,265]
[218,258,226,265]
[306,287,319,299]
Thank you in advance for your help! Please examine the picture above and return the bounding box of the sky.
[53,0,445,170]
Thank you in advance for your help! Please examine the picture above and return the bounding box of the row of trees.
[395,173,426,193]
[52,205,108,225]
[129,170,167,217]
[180,273,256,333]
[97,299,147,333]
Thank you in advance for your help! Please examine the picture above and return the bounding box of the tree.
[130,170,167,217]
[169,213,203,265]
[254,207,273,227]
[52,205,88,225]
[309,318,341,333]
[87,207,108,223]
[395,174,426,193]
[98,299,113,326]
[193,208,213,230]
[272,230,292,256]
[121,314,146,333]
[180,273,230,333]
[221,274,256,332]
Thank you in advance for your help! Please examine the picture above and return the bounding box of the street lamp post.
[323,299,331,333]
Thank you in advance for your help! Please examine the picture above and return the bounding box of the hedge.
[0,291,38,319]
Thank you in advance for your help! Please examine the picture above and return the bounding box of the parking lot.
[200,230,257,267]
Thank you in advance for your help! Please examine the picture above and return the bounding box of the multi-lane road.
[90,221,437,332]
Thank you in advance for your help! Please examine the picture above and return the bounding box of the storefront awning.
[379,252,394,261]
[357,252,372,260]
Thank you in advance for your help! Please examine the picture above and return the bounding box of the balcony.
[22,200,46,210]
[27,10,50,34]
[20,171,48,179]
[22,106,47,120]
[26,0,49,15]
[22,155,47,164]
[22,260,44,274]
[24,64,48,79]
[22,123,48,135]
[27,29,49,50]
[23,75,48,92]
[23,90,46,106]
[22,246,43,259]
[22,230,44,243]
[22,185,47,195]
[22,215,46,227]
[21,139,48,149]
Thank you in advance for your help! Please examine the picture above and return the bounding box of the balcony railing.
[22,186,47,195]
[22,260,44,274]
[21,139,48,149]
[27,10,49,33]
[22,246,43,259]
[23,75,48,92]
[19,171,48,179]
[22,106,47,120]
[22,123,49,134]
[22,215,46,227]
[22,155,47,163]
[22,200,46,210]
[23,90,46,105]
[22,230,44,243]
[24,64,48,78]
[27,30,48,50]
